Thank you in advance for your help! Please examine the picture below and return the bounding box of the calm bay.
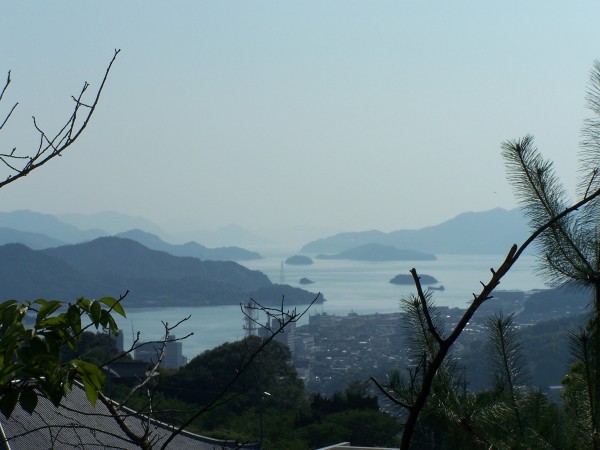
[113,252,546,360]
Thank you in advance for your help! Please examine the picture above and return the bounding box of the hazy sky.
[1,2,600,236]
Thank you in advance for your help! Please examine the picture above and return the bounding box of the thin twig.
[0,49,120,189]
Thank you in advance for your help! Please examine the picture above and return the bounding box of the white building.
[134,334,184,369]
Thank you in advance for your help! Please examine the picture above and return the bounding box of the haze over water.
[114,252,545,360]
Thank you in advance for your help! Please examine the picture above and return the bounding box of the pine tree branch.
[395,183,600,449]
[410,268,443,345]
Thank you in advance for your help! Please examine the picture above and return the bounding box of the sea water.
[113,253,546,360]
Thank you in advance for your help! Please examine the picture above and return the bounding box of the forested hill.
[301,208,528,254]
[0,237,321,307]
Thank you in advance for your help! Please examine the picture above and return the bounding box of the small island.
[316,243,436,262]
[299,277,314,285]
[390,274,438,285]
[285,255,314,265]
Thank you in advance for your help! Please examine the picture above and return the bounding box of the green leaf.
[0,300,18,313]
[73,359,104,405]
[0,388,19,418]
[98,296,126,318]
[66,304,81,336]
[99,309,110,328]
[41,373,66,407]
[34,300,62,326]
[0,361,18,382]
[0,304,21,328]
[81,377,99,405]
[26,335,57,362]
[30,334,47,350]
[106,315,119,335]
[89,301,102,327]
[37,314,68,329]
[76,297,91,312]
[19,388,38,414]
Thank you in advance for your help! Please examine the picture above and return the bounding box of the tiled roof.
[0,384,260,450]
[317,444,399,450]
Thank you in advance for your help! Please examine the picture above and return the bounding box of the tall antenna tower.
[242,300,258,337]
[279,261,285,284]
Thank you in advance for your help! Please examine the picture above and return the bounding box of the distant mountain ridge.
[57,211,165,236]
[0,227,64,249]
[116,229,262,261]
[0,210,262,261]
[301,208,528,255]
[0,210,106,244]
[0,237,320,307]
[1,207,529,257]
[171,224,272,249]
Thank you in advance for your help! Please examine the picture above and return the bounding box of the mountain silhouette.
[1,237,320,307]
[301,208,528,254]
[0,210,106,243]
[116,229,261,261]
[0,227,64,249]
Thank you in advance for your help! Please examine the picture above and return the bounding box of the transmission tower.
[242,300,258,337]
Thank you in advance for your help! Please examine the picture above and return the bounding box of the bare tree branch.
[0,49,120,189]
[158,293,321,450]
[118,318,191,409]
